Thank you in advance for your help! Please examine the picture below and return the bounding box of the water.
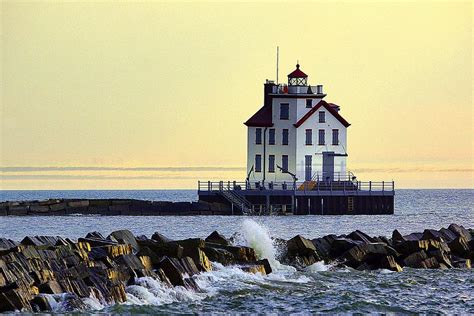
[0,189,473,313]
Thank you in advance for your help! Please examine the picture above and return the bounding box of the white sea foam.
[305,261,331,272]
[125,277,207,306]
[238,218,296,272]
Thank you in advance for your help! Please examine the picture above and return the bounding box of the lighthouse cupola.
[287,63,308,86]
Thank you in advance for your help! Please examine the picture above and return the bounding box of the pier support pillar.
[265,195,270,214]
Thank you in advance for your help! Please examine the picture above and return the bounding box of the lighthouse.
[244,64,350,184]
[198,62,394,216]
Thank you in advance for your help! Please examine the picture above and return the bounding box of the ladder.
[218,189,253,215]
[348,196,354,212]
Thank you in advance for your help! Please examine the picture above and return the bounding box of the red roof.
[244,105,273,127]
[294,100,350,128]
[287,64,307,78]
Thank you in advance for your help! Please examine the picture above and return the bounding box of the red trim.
[287,68,307,78]
[294,100,350,128]
[244,105,274,127]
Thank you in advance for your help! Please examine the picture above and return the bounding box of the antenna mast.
[276,46,279,84]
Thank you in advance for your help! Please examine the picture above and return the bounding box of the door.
[305,155,312,181]
[322,152,335,181]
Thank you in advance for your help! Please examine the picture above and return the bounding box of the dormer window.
[306,99,312,108]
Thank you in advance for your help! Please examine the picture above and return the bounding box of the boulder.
[452,258,471,269]
[393,240,430,255]
[38,280,63,294]
[137,239,183,259]
[391,229,405,242]
[256,259,272,275]
[182,247,212,272]
[438,228,457,243]
[205,243,256,263]
[378,255,403,272]
[448,236,470,257]
[286,235,321,266]
[30,295,52,312]
[151,232,172,244]
[205,231,229,246]
[403,251,428,268]
[420,257,441,269]
[240,264,267,275]
[203,247,235,265]
[174,238,206,249]
[346,230,374,244]
[157,257,198,289]
[342,243,399,268]
[422,229,445,241]
[108,230,139,252]
[448,224,471,241]
[330,238,363,258]
[311,236,333,261]
[85,231,106,240]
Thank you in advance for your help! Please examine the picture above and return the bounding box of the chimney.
[316,85,324,95]
[264,80,276,108]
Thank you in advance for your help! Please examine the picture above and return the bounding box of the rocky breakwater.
[277,223,473,272]
[0,230,271,312]
[0,199,231,216]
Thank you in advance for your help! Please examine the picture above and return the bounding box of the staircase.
[218,189,253,215]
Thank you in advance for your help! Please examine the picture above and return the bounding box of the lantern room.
[287,63,308,86]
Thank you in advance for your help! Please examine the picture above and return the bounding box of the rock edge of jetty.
[1,199,237,216]
[0,223,473,312]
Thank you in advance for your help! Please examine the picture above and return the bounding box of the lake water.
[0,189,473,313]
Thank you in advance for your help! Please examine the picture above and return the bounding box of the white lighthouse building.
[244,64,350,185]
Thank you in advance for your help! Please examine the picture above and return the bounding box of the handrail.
[198,180,395,193]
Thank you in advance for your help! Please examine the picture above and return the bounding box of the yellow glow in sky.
[1,1,472,189]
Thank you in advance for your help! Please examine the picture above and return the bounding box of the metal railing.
[198,179,395,193]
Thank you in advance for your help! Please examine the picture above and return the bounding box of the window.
[268,155,275,173]
[255,128,262,144]
[306,99,313,108]
[269,129,275,145]
[282,129,289,145]
[282,155,289,171]
[318,129,325,145]
[319,111,325,123]
[255,155,262,172]
[305,129,312,145]
[332,129,339,145]
[280,103,289,120]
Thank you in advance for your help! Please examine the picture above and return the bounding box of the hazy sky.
[1,1,472,189]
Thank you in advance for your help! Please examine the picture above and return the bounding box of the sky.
[1,1,472,190]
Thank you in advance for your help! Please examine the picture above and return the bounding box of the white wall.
[247,97,348,183]
[295,104,347,181]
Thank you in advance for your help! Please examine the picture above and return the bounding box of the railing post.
[208,181,211,191]
[369,181,372,192]
[198,180,200,191]
[382,181,384,192]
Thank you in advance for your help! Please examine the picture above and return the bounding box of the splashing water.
[239,219,295,272]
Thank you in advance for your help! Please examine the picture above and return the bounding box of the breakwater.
[0,199,229,216]
[0,222,472,312]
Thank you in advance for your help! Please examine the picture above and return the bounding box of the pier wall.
[0,199,231,216]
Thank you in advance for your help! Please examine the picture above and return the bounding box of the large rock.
[286,235,321,267]
[346,230,374,244]
[205,231,229,246]
[151,232,172,244]
[108,230,139,252]
[182,247,212,272]
[403,251,428,268]
[448,236,470,257]
[448,224,471,241]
